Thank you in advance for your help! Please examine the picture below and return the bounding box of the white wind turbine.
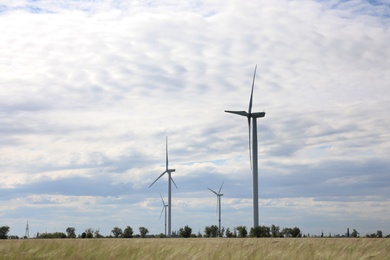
[225,65,266,228]
[208,181,224,235]
[159,193,168,237]
[149,136,177,237]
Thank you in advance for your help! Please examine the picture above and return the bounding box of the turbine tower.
[225,65,265,228]
[208,181,224,235]
[159,193,168,237]
[149,136,177,237]
[25,220,29,238]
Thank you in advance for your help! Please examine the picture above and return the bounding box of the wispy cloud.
[1,0,389,237]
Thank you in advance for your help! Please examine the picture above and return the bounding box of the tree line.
[1,225,389,239]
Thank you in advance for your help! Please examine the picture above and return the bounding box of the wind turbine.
[159,193,168,237]
[208,181,224,235]
[149,136,177,237]
[225,65,265,228]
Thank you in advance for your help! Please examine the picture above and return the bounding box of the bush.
[37,232,66,239]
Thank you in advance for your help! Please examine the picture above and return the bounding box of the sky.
[1,0,389,238]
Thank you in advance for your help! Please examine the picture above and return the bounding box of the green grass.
[0,238,389,259]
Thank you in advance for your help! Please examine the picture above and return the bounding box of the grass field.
[0,238,389,259]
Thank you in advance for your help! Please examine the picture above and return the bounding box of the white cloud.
[1,0,390,237]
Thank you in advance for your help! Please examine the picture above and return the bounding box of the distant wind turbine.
[208,181,224,235]
[159,193,168,237]
[225,65,265,228]
[149,136,177,237]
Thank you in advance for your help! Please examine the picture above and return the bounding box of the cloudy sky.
[1,0,389,237]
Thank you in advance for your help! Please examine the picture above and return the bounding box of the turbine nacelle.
[252,112,265,118]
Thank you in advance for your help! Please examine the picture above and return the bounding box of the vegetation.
[111,226,122,238]
[139,227,149,238]
[0,226,10,239]
[5,224,389,240]
[0,238,389,259]
[179,225,192,238]
[250,225,271,237]
[236,226,248,238]
[66,227,76,239]
[37,232,66,239]
[122,226,134,238]
[204,225,219,237]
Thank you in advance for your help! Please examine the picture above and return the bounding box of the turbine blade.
[208,188,218,196]
[248,65,257,170]
[159,206,164,220]
[248,64,257,115]
[160,192,165,205]
[171,175,178,189]
[225,110,248,117]
[248,117,252,169]
[166,136,168,170]
[149,171,167,188]
[218,181,225,194]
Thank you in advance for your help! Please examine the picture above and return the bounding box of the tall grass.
[0,238,389,259]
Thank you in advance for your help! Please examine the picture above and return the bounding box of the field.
[0,238,389,259]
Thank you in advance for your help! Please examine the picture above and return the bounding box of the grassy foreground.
[0,238,389,259]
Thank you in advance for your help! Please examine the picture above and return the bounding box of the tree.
[218,227,225,237]
[123,226,134,238]
[94,229,104,238]
[281,227,301,238]
[225,227,233,238]
[179,225,192,238]
[351,229,359,238]
[111,226,122,238]
[377,230,383,238]
[271,225,281,238]
[204,226,211,237]
[204,225,218,238]
[85,228,94,238]
[250,225,270,237]
[66,227,76,238]
[291,227,302,237]
[236,226,247,238]
[0,226,10,239]
[139,227,149,238]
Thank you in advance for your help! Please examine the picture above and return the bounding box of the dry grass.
[0,238,389,260]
